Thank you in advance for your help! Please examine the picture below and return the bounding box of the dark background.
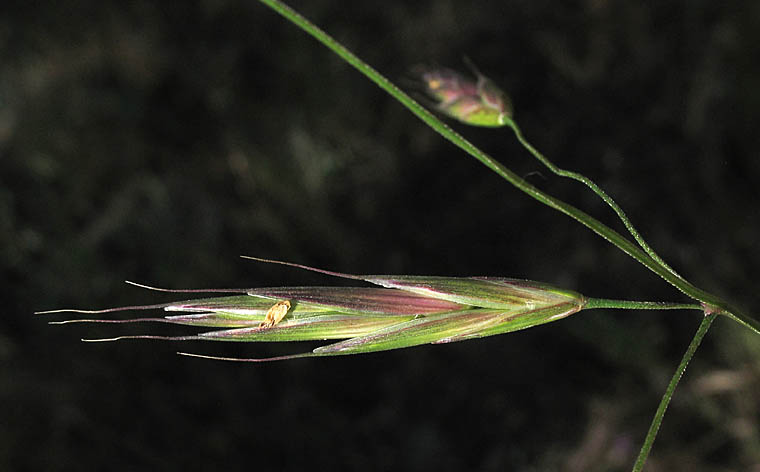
[2,1,759,470]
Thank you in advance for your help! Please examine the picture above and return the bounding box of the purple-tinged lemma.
[40,257,586,362]
[420,63,512,127]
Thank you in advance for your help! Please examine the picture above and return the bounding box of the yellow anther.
[259,300,291,328]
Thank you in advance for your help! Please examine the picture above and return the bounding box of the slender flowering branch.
[584,298,702,311]
[254,0,759,337]
[503,118,683,280]
[632,313,717,471]
[415,64,689,282]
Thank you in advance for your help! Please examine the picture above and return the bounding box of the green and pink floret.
[41,257,586,362]
[419,64,513,127]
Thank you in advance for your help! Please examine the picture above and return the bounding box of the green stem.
[632,313,716,472]
[506,119,683,281]
[255,0,760,336]
[585,298,703,311]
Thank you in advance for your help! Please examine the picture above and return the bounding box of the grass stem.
[632,313,716,471]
